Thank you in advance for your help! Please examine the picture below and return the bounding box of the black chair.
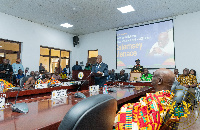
[161,81,188,130]
[58,94,117,130]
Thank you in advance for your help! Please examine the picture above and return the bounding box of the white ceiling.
[0,0,200,35]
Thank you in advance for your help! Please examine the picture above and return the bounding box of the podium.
[129,72,142,81]
[72,70,94,87]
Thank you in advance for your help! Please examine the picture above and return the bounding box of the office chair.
[58,94,117,130]
[161,81,188,130]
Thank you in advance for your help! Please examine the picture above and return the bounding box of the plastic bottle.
[103,84,108,94]
[0,82,3,93]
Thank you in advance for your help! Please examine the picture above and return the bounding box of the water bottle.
[103,84,108,94]
[0,82,3,93]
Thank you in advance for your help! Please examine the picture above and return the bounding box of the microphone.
[74,72,93,98]
[11,87,29,113]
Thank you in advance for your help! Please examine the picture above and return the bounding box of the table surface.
[0,85,154,130]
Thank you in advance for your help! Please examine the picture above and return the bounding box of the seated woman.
[140,68,152,81]
[190,69,196,76]
[60,71,68,79]
[115,68,175,130]
[52,71,61,80]
[16,69,25,85]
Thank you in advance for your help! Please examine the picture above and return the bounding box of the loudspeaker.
[73,36,79,47]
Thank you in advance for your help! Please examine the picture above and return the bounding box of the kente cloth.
[115,90,174,130]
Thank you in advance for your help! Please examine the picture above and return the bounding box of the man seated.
[140,68,152,81]
[41,72,52,82]
[72,61,82,71]
[107,69,115,81]
[115,68,175,130]
[117,69,127,82]
[24,71,40,90]
[131,59,143,73]
[177,68,197,106]
[52,71,61,80]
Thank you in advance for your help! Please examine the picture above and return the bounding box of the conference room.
[0,0,200,130]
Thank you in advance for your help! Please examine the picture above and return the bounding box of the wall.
[72,30,116,71]
[174,11,200,80]
[0,12,74,71]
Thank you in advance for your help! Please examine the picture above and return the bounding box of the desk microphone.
[11,87,29,113]
[74,72,93,99]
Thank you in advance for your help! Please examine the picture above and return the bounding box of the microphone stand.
[74,72,94,98]
[76,72,93,92]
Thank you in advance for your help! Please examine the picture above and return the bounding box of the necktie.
[95,64,99,73]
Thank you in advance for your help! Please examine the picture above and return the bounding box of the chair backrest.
[58,94,117,130]
[162,81,188,127]
[19,76,31,88]
[171,81,188,103]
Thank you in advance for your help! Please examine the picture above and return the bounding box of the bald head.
[152,68,175,92]
[96,55,102,64]
[34,71,40,77]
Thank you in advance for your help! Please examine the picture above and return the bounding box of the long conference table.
[0,82,154,130]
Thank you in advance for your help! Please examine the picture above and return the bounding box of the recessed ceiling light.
[60,23,73,28]
[117,5,135,13]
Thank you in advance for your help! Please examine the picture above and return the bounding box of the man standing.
[12,58,24,75]
[63,65,70,76]
[72,61,82,71]
[132,59,143,72]
[91,55,108,87]
[0,59,13,82]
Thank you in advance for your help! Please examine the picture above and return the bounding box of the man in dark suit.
[72,61,82,71]
[117,69,127,82]
[91,55,108,87]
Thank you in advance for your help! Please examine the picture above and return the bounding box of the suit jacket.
[117,74,127,82]
[91,62,108,87]
[72,65,82,71]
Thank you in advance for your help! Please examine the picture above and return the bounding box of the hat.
[135,59,140,62]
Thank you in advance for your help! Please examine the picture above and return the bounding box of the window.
[88,49,98,65]
[40,46,70,73]
[0,39,21,64]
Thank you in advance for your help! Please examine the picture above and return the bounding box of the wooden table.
[0,86,154,130]
[106,81,152,87]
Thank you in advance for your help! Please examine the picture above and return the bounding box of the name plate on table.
[35,84,48,89]
[62,81,81,86]
[51,97,67,107]
[0,97,5,109]
[89,85,99,92]
[51,89,68,99]
[90,91,99,96]
[62,82,71,86]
